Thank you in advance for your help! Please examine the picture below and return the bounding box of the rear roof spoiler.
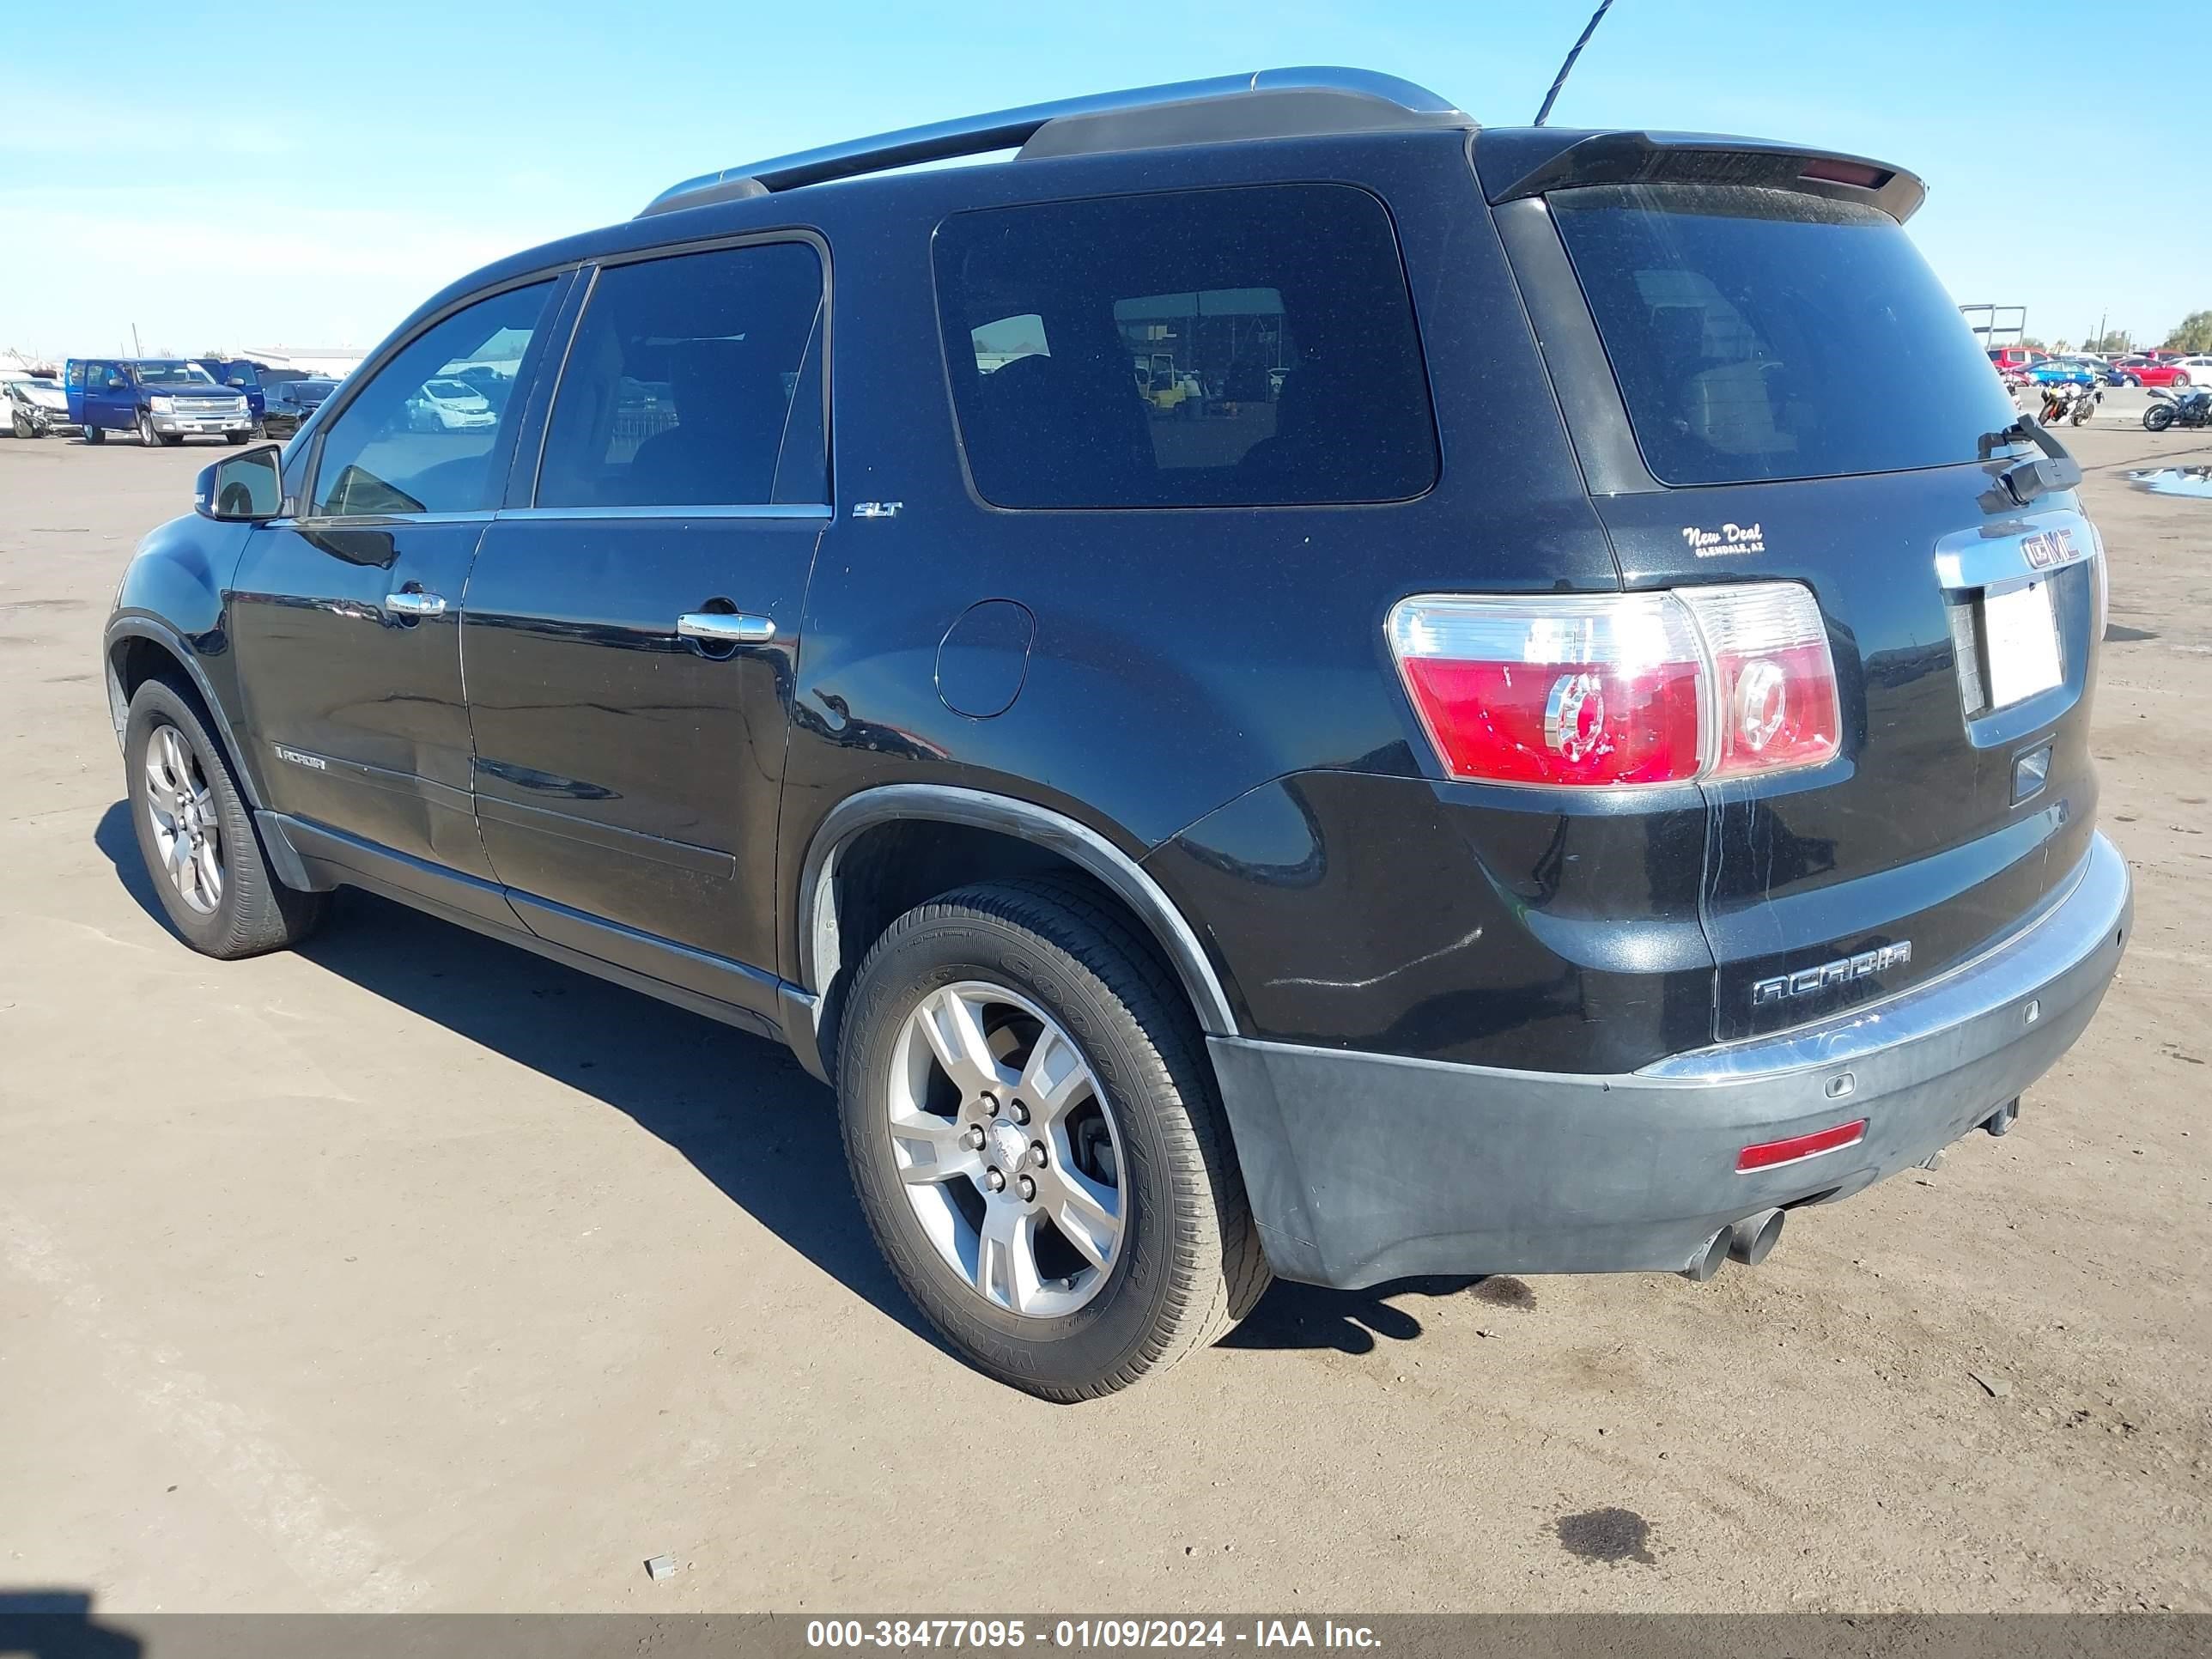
[1480,129,1926,222]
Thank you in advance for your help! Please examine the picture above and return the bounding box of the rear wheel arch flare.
[799,787,1238,1064]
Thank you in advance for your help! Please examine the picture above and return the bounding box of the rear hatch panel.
[1478,141,2103,1046]
[1595,475,2099,1041]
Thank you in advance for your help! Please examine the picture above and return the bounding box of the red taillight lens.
[1389,594,1705,786]
[1677,584,1842,779]
[1389,584,1841,789]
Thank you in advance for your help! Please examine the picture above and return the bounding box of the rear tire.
[2146,404,2176,432]
[124,678,326,958]
[836,879,1269,1401]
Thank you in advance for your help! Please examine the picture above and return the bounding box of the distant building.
[234,346,368,378]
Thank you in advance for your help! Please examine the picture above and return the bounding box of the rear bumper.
[1211,832,2131,1289]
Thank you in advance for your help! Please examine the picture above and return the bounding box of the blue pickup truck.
[191,358,270,428]
[64,358,256,447]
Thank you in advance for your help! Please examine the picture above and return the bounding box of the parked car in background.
[261,376,339,435]
[404,378,497,431]
[2172,355,2212,386]
[191,359,270,432]
[1987,346,2042,383]
[107,68,2130,1400]
[3,371,74,437]
[443,362,519,412]
[2060,356,2127,386]
[64,358,254,446]
[2114,354,2189,387]
[2021,356,2098,386]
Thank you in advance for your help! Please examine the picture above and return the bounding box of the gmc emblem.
[1753,941,1912,1006]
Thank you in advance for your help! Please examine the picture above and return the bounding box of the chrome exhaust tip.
[1680,1226,1731,1282]
[1728,1207,1786,1267]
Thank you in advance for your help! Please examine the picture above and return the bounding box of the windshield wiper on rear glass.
[1979,412,2082,507]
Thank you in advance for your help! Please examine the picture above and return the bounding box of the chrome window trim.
[281,511,501,530]
[267,502,832,531]
[496,503,833,522]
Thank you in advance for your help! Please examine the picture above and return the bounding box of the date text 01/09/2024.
[801,1619,1382,1650]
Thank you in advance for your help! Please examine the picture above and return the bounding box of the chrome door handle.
[386,590,447,617]
[677,611,775,645]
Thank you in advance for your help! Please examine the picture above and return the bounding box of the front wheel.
[125,678,326,957]
[2146,404,2177,432]
[82,422,106,445]
[836,880,1269,1400]
[9,411,29,439]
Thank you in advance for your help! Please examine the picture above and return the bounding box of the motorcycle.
[2039,380,2100,428]
[2143,386,2212,432]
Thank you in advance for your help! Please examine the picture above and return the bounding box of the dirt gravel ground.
[0,427,2206,1614]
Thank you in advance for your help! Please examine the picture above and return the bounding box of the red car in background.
[2114,355,2191,386]
[1987,346,2041,387]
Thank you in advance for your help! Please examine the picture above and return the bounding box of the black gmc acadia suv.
[104,69,2131,1400]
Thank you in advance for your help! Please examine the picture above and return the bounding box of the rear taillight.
[1388,583,1841,790]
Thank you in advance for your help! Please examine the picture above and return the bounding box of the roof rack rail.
[638,67,1472,217]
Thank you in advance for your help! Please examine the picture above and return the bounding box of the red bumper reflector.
[1736,1118,1867,1173]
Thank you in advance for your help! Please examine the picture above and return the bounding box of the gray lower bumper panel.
[1212,833,2131,1289]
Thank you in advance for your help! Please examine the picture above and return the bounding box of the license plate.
[1984,579,2063,708]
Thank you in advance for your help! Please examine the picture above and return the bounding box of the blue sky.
[3,0,2202,360]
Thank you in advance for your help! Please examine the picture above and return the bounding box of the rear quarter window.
[933,183,1438,509]
[1551,183,2015,486]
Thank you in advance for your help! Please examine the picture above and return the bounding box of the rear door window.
[933,184,1437,508]
[535,240,826,508]
[1551,183,2016,486]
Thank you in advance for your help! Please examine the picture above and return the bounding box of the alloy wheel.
[143,725,222,914]
[886,980,1127,1317]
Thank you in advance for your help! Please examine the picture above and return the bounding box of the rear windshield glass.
[1551,183,2014,486]
[933,184,1437,509]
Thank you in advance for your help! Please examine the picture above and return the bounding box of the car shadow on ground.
[94,799,1490,1368]
[0,1590,143,1659]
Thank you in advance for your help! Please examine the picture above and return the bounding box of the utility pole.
[131,323,142,357]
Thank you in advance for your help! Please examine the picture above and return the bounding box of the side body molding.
[797,785,1238,1037]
